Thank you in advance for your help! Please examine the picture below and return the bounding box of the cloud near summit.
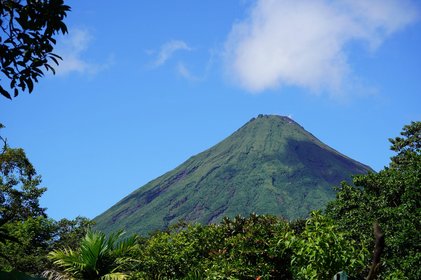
[224,0,419,94]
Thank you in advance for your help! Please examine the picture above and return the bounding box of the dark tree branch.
[366,223,385,280]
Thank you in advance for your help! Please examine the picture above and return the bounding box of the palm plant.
[44,230,137,280]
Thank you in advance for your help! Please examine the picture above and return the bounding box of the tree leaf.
[0,86,12,100]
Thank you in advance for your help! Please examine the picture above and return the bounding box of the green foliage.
[52,216,94,250]
[0,210,93,275]
[135,223,221,279]
[0,140,46,225]
[1,126,48,274]
[0,0,70,99]
[123,213,369,279]
[1,126,47,253]
[0,216,56,274]
[46,230,138,280]
[207,214,292,279]
[95,115,371,236]
[285,211,368,280]
[326,121,421,279]
[389,121,421,167]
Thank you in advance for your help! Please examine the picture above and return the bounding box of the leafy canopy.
[0,216,56,274]
[326,121,421,279]
[0,0,70,99]
[131,213,368,280]
[0,124,46,233]
[285,211,368,280]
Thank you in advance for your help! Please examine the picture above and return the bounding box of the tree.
[135,214,293,279]
[389,121,421,167]
[211,214,292,279]
[52,216,94,250]
[0,124,46,242]
[0,215,93,276]
[0,124,93,276]
[45,230,138,280]
[0,0,70,99]
[1,124,49,274]
[326,121,421,279]
[0,216,56,274]
[285,211,368,280]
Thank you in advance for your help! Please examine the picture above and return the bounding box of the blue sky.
[1,0,420,220]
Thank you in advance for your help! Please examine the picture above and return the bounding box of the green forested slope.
[94,115,371,235]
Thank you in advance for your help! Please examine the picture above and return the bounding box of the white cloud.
[176,51,215,82]
[225,0,419,95]
[177,63,198,81]
[54,28,110,76]
[154,40,192,67]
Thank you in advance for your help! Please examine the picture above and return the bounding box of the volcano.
[94,115,372,235]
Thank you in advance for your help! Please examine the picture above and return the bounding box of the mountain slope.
[94,115,372,235]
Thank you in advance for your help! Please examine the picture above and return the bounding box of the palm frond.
[112,234,138,256]
[47,230,137,280]
[48,248,87,278]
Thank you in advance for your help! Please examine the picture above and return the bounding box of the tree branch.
[366,223,385,280]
